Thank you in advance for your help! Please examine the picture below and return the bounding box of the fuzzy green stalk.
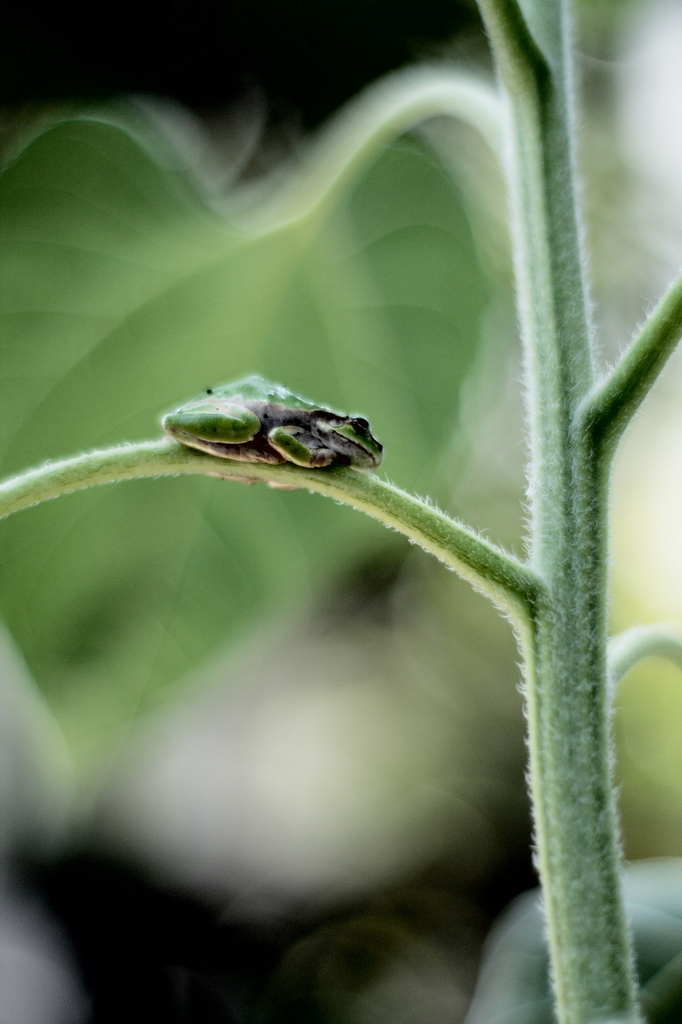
[0,439,540,627]
[476,0,640,1020]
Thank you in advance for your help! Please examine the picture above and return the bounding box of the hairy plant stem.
[477,0,639,1020]
[0,439,541,629]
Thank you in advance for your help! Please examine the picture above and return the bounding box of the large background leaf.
[0,113,486,773]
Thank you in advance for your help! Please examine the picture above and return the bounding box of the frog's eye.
[351,417,370,430]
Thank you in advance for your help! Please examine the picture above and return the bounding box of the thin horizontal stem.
[0,439,542,626]
[580,270,682,459]
[608,624,682,699]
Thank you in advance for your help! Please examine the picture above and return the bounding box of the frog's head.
[316,415,384,471]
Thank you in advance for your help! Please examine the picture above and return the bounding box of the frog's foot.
[267,426,335,468]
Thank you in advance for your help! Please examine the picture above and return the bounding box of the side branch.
[608,623,682,699]
[580,270,682,458]
[0,440,542,625]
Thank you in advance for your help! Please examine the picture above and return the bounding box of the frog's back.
[214,375,328,413]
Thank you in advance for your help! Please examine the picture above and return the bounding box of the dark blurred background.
[1,0,478,124]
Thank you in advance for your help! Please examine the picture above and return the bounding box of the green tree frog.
[162,375,384,473]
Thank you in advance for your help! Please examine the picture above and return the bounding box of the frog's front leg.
[267,426,335,468]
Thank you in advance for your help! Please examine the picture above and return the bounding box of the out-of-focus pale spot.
[95,631,496,912]
[351,935,469,1024]
[614,656,682,856]
[611,360,682,626]
[619,0,682,209]
[0,625,73,857]
[618,662,682,792]
[247,683,463,882]
[0,884,89,1024]
[611,357,682,855]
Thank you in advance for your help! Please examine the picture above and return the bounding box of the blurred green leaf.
[0,112,485,773]
[465,859,682,1024]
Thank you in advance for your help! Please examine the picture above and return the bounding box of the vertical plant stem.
[477,0,640,1020]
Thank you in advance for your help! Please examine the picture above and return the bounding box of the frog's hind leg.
[163,403,260,443]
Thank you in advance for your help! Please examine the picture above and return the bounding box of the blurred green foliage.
[0,112,486,772]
